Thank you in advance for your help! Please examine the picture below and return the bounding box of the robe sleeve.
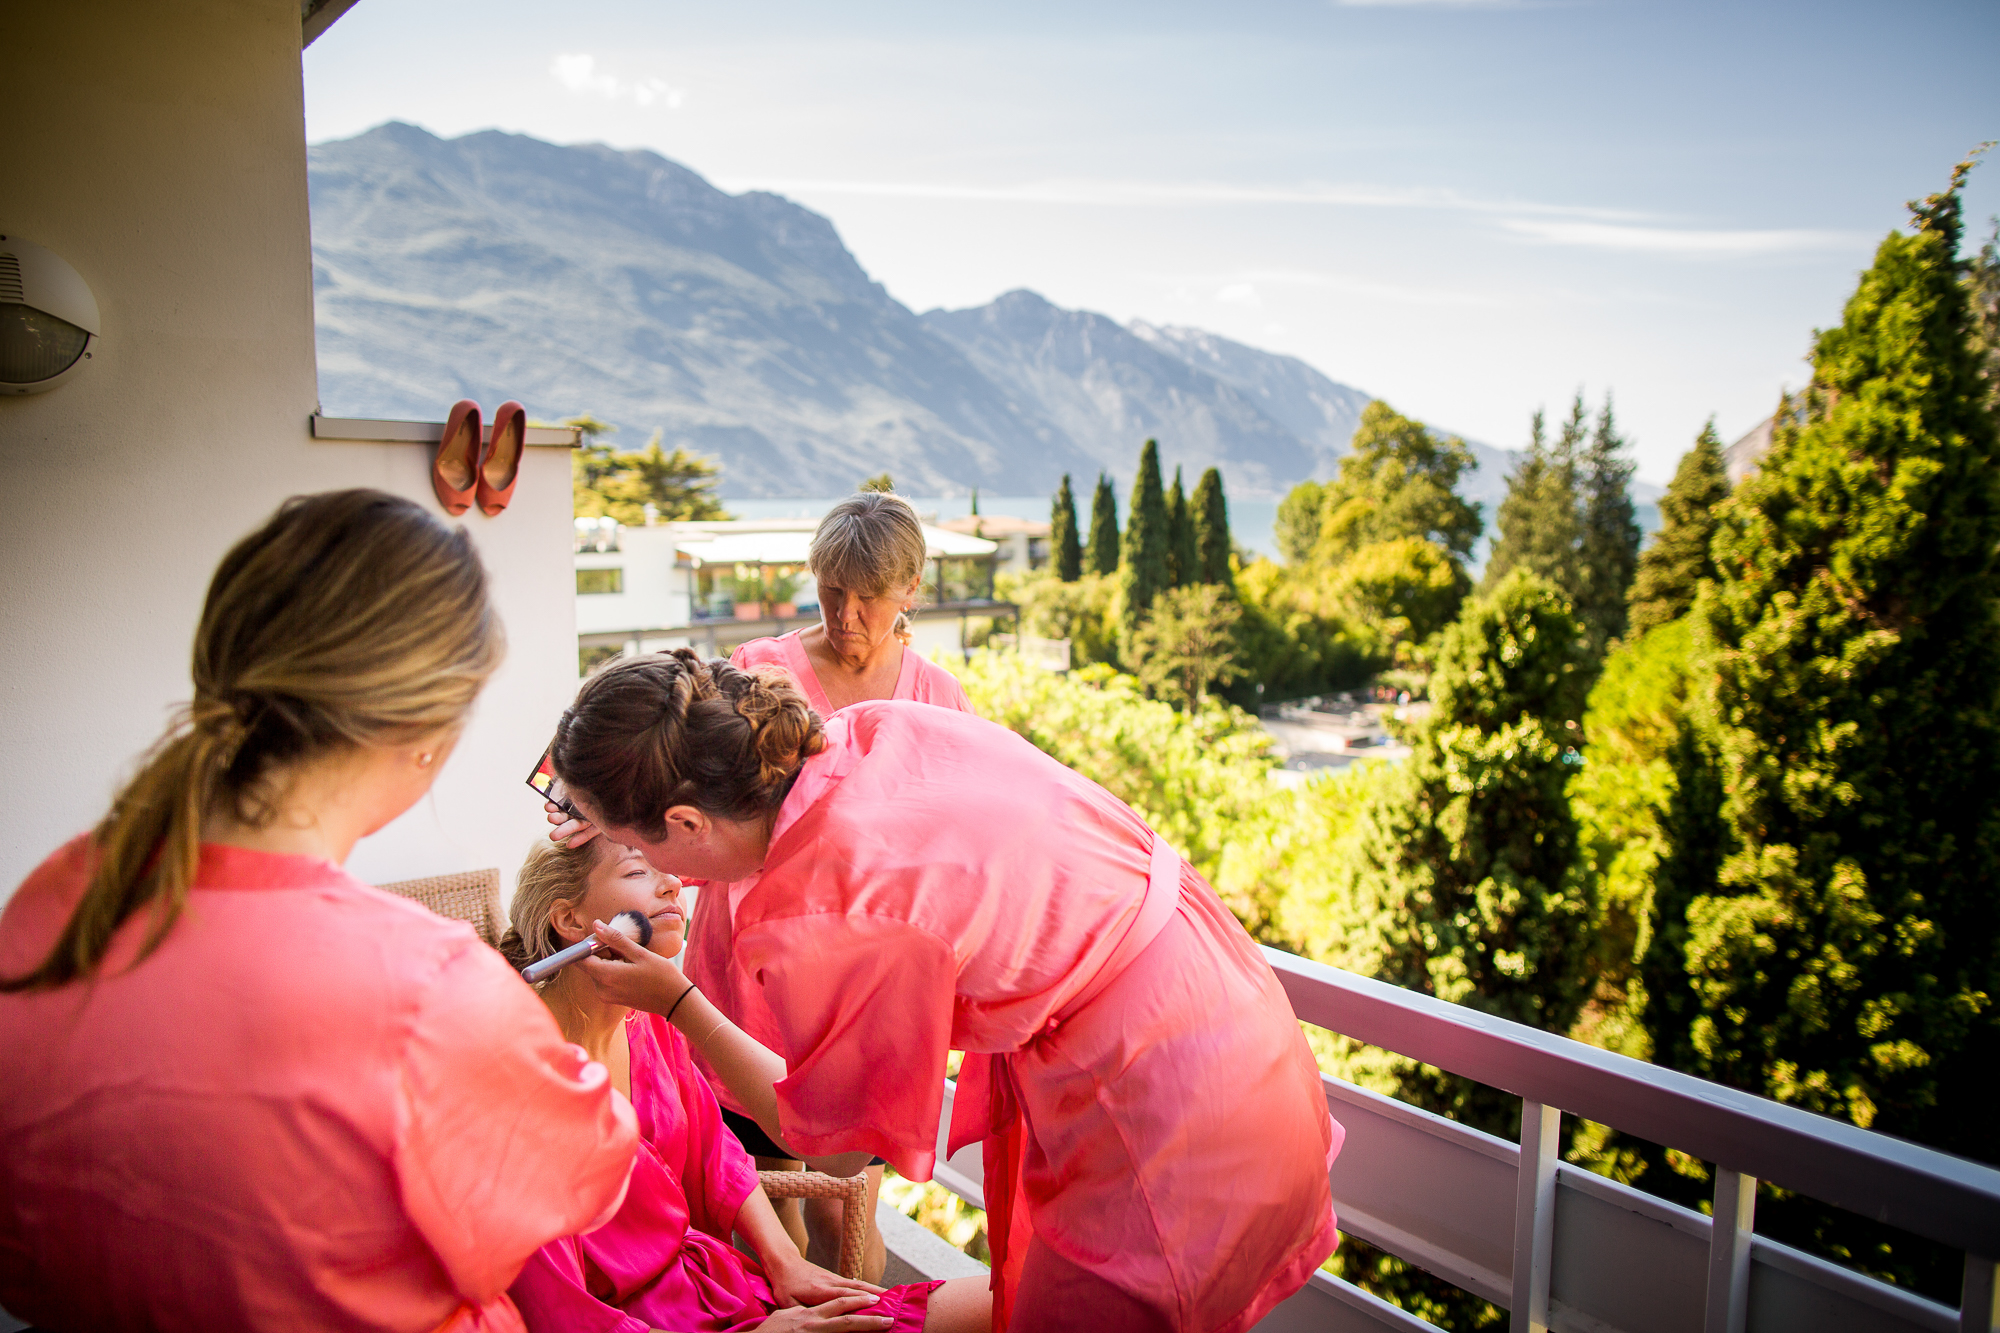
[508,1236,652,1333]
[659,1020,760,1238]
[736,913,957,1180]
[394,935,639,1302]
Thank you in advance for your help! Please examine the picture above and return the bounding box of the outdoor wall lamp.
[0,233,100,395]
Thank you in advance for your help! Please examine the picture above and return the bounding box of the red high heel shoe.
[432,400,482,515]
[478,400,526,515]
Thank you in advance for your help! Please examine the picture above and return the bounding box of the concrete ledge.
[876,1202,988,1286]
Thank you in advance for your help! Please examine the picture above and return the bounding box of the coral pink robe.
[510,1011,939,1332]
[732,702,1341,1332]
[0,838,638,1333]
[684,631,975,1113]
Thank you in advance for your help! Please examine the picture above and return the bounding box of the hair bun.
[722,664,827,790]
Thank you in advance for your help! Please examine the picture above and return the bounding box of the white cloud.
[712,174,1644,223]
[1501,218,1862,257]
[550,53,685,109]
[1215,282,1262,308]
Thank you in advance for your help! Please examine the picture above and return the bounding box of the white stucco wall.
[0,0,576,904]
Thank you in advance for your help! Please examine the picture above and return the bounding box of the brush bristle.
[610,909,654,948]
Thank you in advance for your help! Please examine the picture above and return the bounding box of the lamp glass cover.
[0,304,89,383]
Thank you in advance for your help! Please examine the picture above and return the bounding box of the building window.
[577,567,624,595]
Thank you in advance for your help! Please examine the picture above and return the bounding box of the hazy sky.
[304,0,1998,483]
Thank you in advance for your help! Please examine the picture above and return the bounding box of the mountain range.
[309,122,1517,505]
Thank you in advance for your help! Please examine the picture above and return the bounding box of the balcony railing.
[916,947,2000,1333]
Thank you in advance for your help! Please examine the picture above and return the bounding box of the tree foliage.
[1192,466,1232,585]
[1130,584,1244,707]
[1483,404,1581,597]
[1627,422,1729,636]
[1313,401,1481,571]
[1165,466,1199,588]
[1117,439,1172,638]
[570,417,730,523]
[1086,473,1120,576]
[858,472,895,493]
[1574,397,1641,651]
[1690,156,2000,1177]
[1050,474,1083,582]
[1330,570,1595,1129]
[1275,478,1324,565]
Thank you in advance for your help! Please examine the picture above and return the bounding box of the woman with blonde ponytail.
[0,490,637,1333]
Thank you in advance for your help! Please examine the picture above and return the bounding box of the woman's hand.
[764,1251,885,1310]
[577,919,690,1013]
[546,800,600,848]
[750,1293,893,1332]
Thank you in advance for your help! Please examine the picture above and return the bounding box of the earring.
[417,752,434,768]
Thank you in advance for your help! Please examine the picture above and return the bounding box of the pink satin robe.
[732,702,1341,1333]
[684,631,976,1114]
[510,1010,939,1332]
[0,838,638,1333]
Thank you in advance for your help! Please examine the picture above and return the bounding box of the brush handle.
[519,909,652,984]
[521,936,599,984]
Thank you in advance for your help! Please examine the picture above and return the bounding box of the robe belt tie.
[946,834,1185,1333]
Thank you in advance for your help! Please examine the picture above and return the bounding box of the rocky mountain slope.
[311,122,1518,503]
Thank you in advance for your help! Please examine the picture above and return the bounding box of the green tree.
[571,419,730,524]
[858,472,895,493]
[1165,466,1198,588]
[1483,404,1581,597]
[1330,569,1595,1130]
[1192,466,1233,584]
[1329,538,1465,661]
[1574,397,1641,651]
[1050,474,1083,582]
[1314,401,1482,572]
[1690,156,2000,1187]
[1086,473,1120,576]
[1130,584,1244,707]
[1627,422,1729,635]
[1118,440,1171,638]
[1274,479,1324,565]
[1002,570,1120,668]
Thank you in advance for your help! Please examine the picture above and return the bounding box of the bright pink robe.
[684,632,976,1114]
[732,702,1341,1333]
[510,1011,939,1332]
[0,837,638,1333]
[732,630,974,719]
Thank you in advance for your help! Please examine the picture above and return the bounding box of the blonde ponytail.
[3,490,503,991]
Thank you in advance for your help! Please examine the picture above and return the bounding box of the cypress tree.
[1574,396,1641,651]
[1627,422,1728,634]
[1086,473,1120,576]
[1165,466,1198,588]
[1693,156,2000,1174]
[1481,406,1581,597]
[1192,466,1232,584]
[1118,439,1171,637]
[1050,474,1083,582]
[1333,569,1594,1131]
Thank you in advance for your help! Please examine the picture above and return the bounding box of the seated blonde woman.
[549,489,977,1278]
[500,835,991,1333]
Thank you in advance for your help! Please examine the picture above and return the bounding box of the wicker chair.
[758,1170,869,1279]
[375,868,505,947]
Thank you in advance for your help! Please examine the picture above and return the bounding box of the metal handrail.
[1262,946,2000,1259]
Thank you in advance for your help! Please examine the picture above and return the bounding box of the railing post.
[1704,1168,1756,1333]
[1511,1100,1559,1333]
[1965,1254,1999,1333]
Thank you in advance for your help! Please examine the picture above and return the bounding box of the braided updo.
[552,648,825,838]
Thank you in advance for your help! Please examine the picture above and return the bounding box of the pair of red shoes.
[431,399,525,516]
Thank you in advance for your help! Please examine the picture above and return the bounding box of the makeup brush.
[521,908,654,984]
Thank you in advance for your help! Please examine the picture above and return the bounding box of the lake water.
[724,495,1284,564]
